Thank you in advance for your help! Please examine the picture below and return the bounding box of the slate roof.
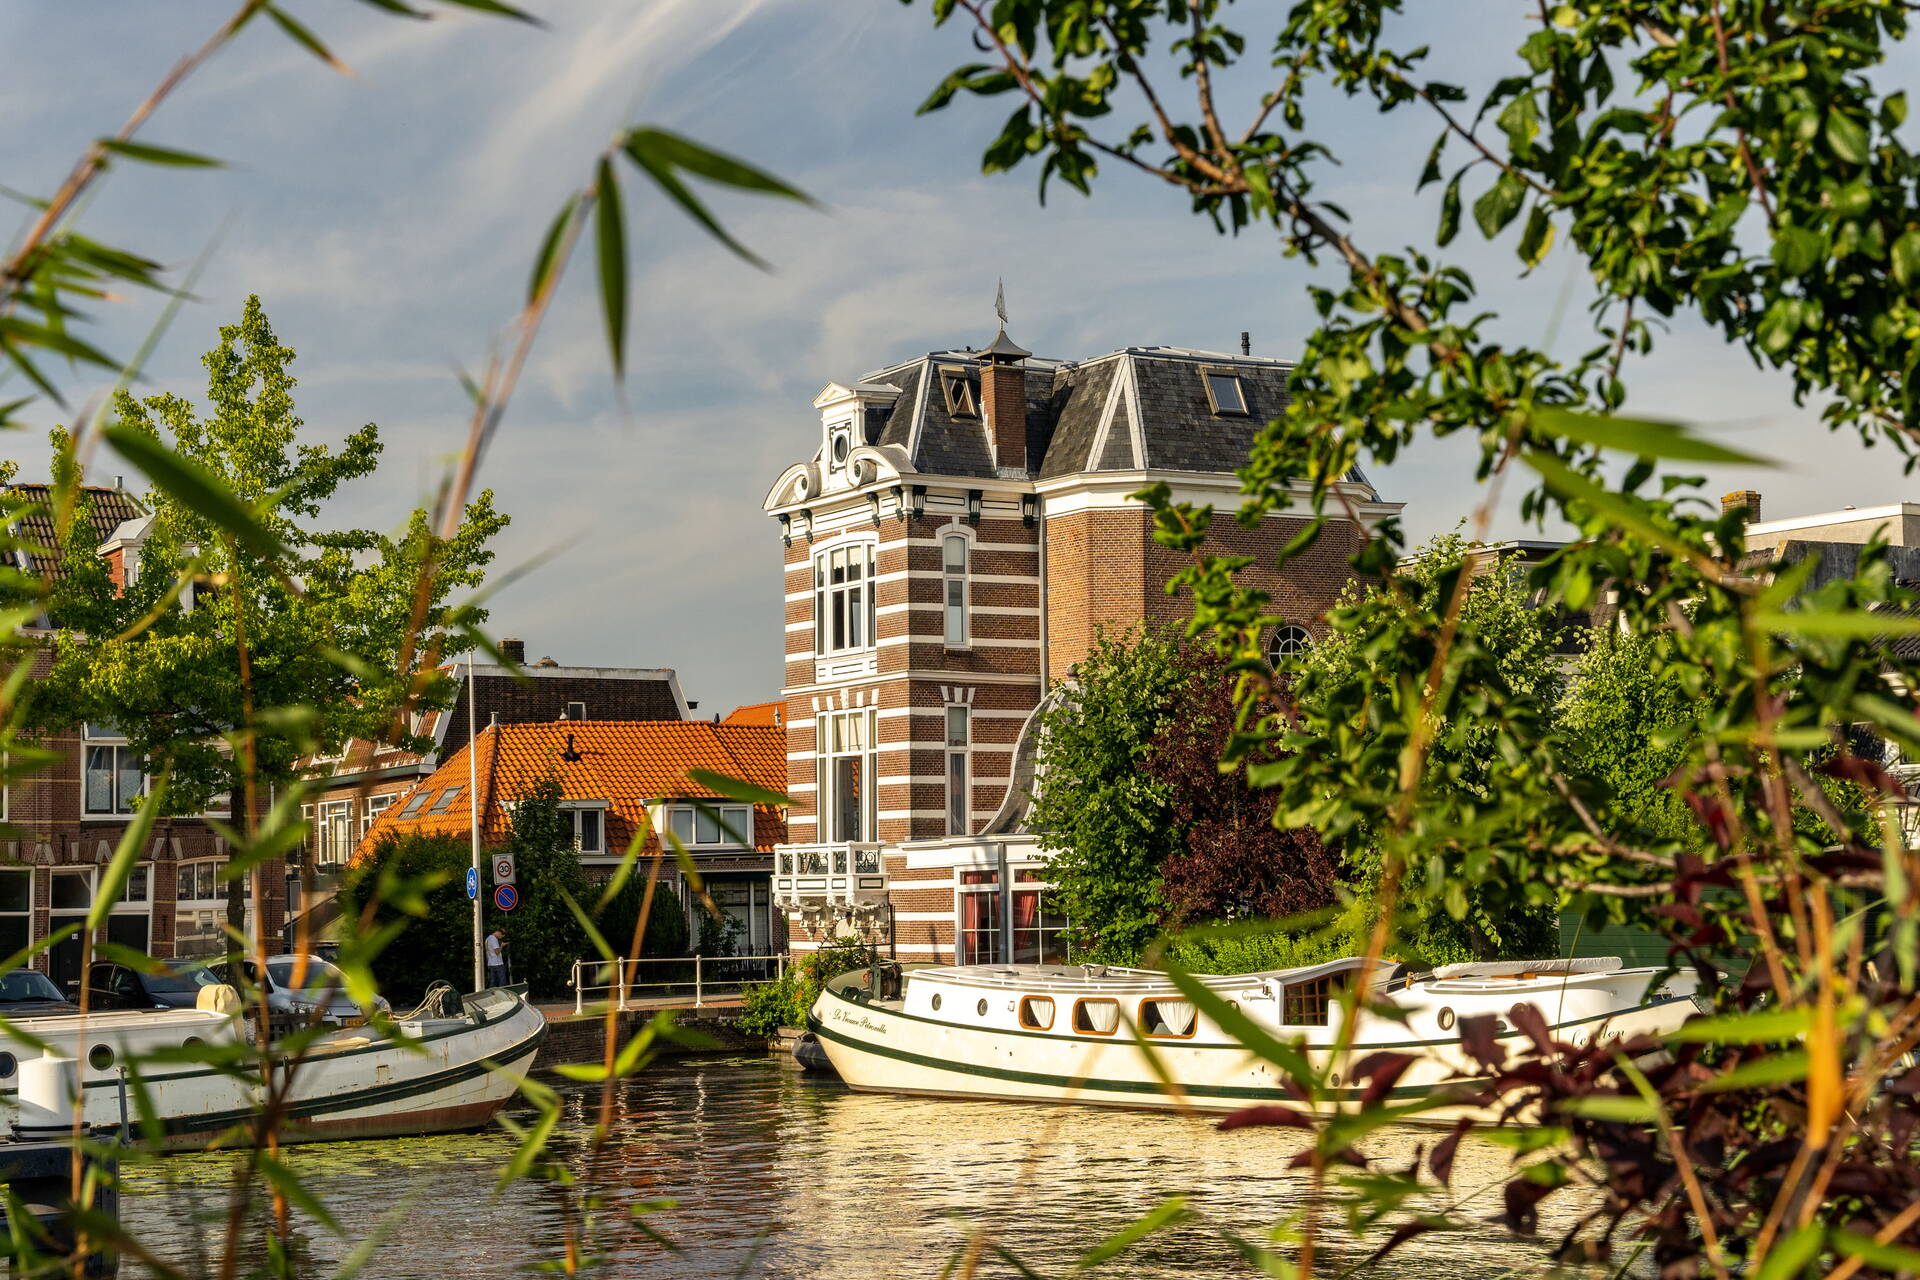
[5,484,147,578]
[840,344,1376,493]
[352,720,787,861]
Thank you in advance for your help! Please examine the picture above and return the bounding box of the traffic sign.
[465,867,479,899]
[493,884,519,912]
[491,854,516,886]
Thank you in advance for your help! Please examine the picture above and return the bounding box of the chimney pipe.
[1240,331,1250,356]
[499,637,525,665]
[1721,490,1762,522]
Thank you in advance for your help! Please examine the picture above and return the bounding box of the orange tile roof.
[352,719,786,863]
[722,700,786,727]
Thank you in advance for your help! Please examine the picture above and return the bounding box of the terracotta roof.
[352,719,787,862]
[722,700,786,727]
[5,484,147,578]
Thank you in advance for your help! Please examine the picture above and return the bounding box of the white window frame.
[942,530,971,648]
[939,368,977,419]
[80,724,145,819]
[565,701,587,721]
[362,792,395,836]
[814,537,878,656]
[1267,624,1313,668]
[826,420,854,473]
[666,803,753,849]
[945,705,970,836]
[313,798,353,866]
[560,802,609,855]
[816,707,878,844]
[0,867,30,960]
[177,859,227,906]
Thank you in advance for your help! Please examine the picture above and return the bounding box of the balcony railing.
[772,842,886,915]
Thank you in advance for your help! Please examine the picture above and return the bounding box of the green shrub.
[737,936,871,1036]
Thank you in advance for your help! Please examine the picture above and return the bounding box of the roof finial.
[994,278,1008,328]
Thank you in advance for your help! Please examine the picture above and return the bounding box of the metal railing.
[569,953,789,1014]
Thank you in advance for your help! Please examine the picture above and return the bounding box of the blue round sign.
[465,867,479,899]
[493,884,519,912]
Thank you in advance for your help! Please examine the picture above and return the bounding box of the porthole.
[183,1037,204,1049]
[88,1045,114,1071]
[1330,1072,1342,1088]
[977,998,988,1017]
[831,432,851,466]
[1436,1006,1455,1031]
[930,994,942,1012]
[0,1053,16,1079]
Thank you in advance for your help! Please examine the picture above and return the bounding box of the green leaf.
[1668,1006,1810,1044]
[594,158,627,378]
[1518,205,1555,268]
[1554,1094,1657,1122]
[1472,171,1525,238]
[620,128,814,270]
[1750,608,1920,639]
[98,139,222,168]
[1162,966,1317,1084]
[1521,450,1704,565]
[1752,1226,1825,1280]
[1075,1197,1189,1269]
[685,768,789,807]
[1891,228,1920,289]
[1824,112,1871,165]
[1437,170,1463,245]
[434,0,542,22]
[1696,1050,1809,1093]
[1418,134,1447,190]
[1532,407,1775,466]
[263,4,352,74]
[527,195,577,304]
[1833,1233,1920,1274]
[102,424,287,560]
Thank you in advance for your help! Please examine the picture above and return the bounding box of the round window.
[1436,1006,1455,1031]
[930,993,942,1012]
[0,1052,16,1079]
[831,432,851,465]
[977,999,988,1017]
[88,1044,115,1072]
[1266,625,1313,669]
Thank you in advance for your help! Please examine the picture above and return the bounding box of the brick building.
[352,716,787,952]
[763,327,1400,964]
[3,484,261,989]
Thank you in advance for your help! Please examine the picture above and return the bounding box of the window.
[0,869,29,962]
[565,701,587,721]
[1139,998,1198,1039]
[427,785,464,815]
[179,860,226,904]
[828,423,853,470]
[958,869,1066,966]
[1202,371,1247,415]
[395,788,434,818]
[817,709,877,843]
[566,807,603,854]
[1267,625,1313,669]
[362,792,395,836]
[1283,975,1332,1026]
[1018,996,1055,1030]
[943,534,969,647]
[1072,998,1121,1036]
[667,804,753,847]
[82,724,143,817]
[946,706,970,836]
[814,543,877,655]
[312,799,352,865]
[941,370,977,418]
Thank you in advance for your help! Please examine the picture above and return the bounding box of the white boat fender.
[15,1055,79,1142]
[196,984,243,1016]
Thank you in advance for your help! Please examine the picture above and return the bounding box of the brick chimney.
[978,324,1033,474]
[1721,490,1762,522]
[499,637,525,665]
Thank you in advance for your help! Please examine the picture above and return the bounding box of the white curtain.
[1152,999,1196,1036]
[1023,997,1054,1027]
[1079,1000,1120,1034]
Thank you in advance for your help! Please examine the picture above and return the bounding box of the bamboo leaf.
[103,424,287,560]
[1075,1197,1189,1268]
[1750,608,1920,639]
[594,158,627,378]
[622,128,817,205]
[1831,1232,1920,1274]
[1669,1006,1810,1043]
[264,4,354,75]
[685,768,789,807]
[1696,1050,1810,1092]
[99,139,222,168]
[1554,1094,1657,1122]
[1751,1226,1824,1280]
[1532,406,1774,466]
[435,0,542,23]
[527,195,577,304]
[86,772,167,933]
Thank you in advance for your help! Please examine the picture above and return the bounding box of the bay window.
[814,542,877,655]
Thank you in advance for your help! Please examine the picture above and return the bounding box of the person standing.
[485,927,509,988]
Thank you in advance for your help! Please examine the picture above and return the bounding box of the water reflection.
[122,1056,1606,1278]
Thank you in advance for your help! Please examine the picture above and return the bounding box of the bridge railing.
[568,953,788,1014]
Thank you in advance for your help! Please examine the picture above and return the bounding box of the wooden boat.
[807,956,1699,1120]
[0,985,545,1148]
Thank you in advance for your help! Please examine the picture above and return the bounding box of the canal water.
[121,1056,1607,1278]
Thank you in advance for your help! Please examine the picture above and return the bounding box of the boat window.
[0,1052,15,1078]
[975,998,988,1017]
[1072,998,1120,1036]
[88,1045,114,1071]
[1282,976,1332,1026]
[1018,996,1054,1030]
[1139,998,1198,1039]
[930,993,942,1012]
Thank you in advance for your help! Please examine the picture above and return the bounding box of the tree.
[26,296,507,926]
[338,833,476,1003]
[498,774,593,998]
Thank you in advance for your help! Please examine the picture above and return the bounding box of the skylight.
[1204,372,1247,415]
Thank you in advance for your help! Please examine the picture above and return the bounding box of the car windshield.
[265,957,346,997]
[0,969,68,1003]
[148,964,224,995]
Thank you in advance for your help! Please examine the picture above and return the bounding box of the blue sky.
[3,2,1904,710]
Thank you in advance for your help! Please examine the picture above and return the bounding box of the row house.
[763,324,1401,965]
[3,484,257,990]
[352,715,788,952]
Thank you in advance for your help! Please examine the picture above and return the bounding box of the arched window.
[943,533,970,647]
[1266,625,1312,669]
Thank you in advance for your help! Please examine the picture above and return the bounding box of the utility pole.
[469,650,483,992]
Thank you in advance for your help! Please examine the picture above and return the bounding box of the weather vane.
[995,278,1008,328]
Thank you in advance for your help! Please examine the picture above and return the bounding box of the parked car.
[84,959,230,1012]
[0,968,80,1018]
[212,954,391,1026]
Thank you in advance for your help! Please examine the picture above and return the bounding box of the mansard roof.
[820,345,1374,494]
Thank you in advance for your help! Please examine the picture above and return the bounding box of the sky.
[3,1,1911,712]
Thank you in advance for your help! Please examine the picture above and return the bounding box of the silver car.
[219,954,391,1026]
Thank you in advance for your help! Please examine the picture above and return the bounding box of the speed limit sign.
[492,854,516,886]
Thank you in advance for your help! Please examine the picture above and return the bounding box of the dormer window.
[1202,370,1247,416]
[828,423,853,471]
[940,369,977,419]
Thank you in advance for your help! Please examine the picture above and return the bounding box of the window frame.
[1071,997,1121,1037]
[394,788,434,819]
[813,538,879,657]
[361,792,395,836]
[1137,997,1200,1040]
[80,725,145,819]
[1266,624,1313,669]
[942,530,971,649]
[1199,368,1249,416]
[1017,995,1055,1031]
[565,700,587,721]
[945,705,970,836]
[1282,975,1333,1026]
[564,806,605,855]
[939,367,977,419]
[816,708,878,844]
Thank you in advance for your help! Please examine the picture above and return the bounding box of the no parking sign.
[493,883,519,912]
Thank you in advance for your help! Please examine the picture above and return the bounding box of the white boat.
[808,956,1699,1120]
[0,986,545,1149]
